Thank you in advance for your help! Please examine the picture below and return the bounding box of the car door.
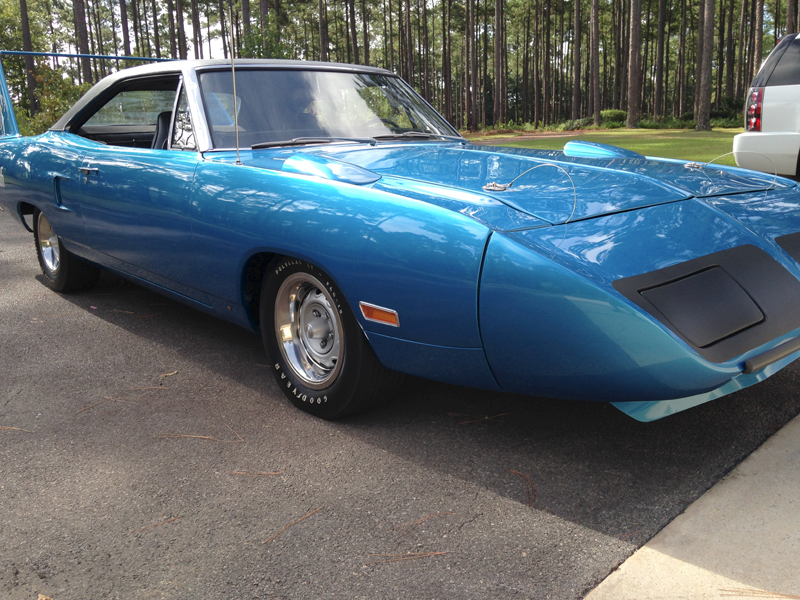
[75,80,206,301]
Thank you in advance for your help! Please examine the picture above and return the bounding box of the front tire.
[33,209,99,292]
[260,257,399,419]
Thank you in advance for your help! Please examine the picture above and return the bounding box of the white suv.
[734,33,800,177]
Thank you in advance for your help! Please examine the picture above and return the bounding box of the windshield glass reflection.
[198,69,459,149]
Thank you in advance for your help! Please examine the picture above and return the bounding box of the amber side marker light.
[359,302,400,327]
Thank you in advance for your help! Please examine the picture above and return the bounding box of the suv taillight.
[746,87,763,131]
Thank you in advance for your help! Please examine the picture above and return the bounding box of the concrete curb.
[585,412,800,599]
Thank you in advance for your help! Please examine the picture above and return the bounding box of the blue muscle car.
[3,59,800,422]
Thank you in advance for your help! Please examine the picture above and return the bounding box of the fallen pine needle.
[509,470,536,506]
[616,529,645,540]
[227,469,286,477]
[75,398,112,414]
[387,510,455,540]
[130,516,182,534]
[447,412,509,425]
[157,433,241,443]
[720,589,800,599]
[158,422,243,443]
[75,396,140,415]
[0,426,32,433]
[113,309,136,314]
[364,551,450,565]
[263,506,323,544]
[76,386,164,414]
[99,396,140,405]
[160,371,179,378]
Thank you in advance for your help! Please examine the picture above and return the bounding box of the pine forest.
[3,0,798,133]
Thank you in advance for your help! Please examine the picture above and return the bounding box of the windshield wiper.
[372,132,466,143]
[251,137,376,149]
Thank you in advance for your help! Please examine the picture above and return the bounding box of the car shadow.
[51,270,800,547]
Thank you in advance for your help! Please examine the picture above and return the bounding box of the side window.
[84,89,176,127]
[171,86,196,151]
[76,78,180,148]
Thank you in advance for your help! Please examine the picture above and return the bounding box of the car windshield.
[197,68,460,149]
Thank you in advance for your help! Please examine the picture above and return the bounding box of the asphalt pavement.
[2,211,800,600]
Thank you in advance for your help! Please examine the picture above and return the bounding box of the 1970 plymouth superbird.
[3,59,800,421]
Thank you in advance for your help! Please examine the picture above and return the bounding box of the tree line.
[4,0,798,132]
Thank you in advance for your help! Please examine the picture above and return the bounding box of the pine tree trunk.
[260,0,269,55]
[626,0,641,127]
[592,0,602,124]
[534,0,540,126]
[130,0,140,54]
[443,0,452,122]
[219,0,228,57]
[167,0,177,58]
[242,0,251,38]
[406,0,414,84]
[612,0,620,109]
[747,0,756,83]
[735,0,746,97]
[678,0,687,116]
[151,0,161,58]
[319,0,329,61]
[523,5,530,122]
[348,0,359,63]
[725,0,735,97]
[655,0,666,118]
[389,0,395,71]
[543,0,550,124]
[572,0,581,120]
[495,0,503,124]
[696,0,715,129]
[482,0,489,128]
[641,0,651,115]
[755,0,764,72]
[363,0,371,65]
[715,0,725,108]
[470,0,479,129]
[20,0,39,114]
[176,0,187,58]
[423,0,429,98]
[465,0,472,129]
[694,0,705,117]
[190,0,201,58]
[73,0,93,83]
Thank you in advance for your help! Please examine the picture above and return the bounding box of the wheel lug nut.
[313,309,321,318]
[320,340,327,348]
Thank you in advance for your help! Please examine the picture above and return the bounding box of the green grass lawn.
[473,128,745,166]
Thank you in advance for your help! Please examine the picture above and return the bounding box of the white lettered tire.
[260,257,400,418]
[33,208,100,293]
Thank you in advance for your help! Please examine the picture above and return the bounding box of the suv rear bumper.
[734,131,800,177]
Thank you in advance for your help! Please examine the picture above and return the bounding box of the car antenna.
[229,6,242,166]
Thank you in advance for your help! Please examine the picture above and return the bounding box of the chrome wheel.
[37,211,60,274]
[274,272,344,389]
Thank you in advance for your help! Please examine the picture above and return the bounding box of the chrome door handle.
[78,167,98,175]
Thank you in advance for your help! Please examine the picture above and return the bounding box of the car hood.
[307,142,794,225]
